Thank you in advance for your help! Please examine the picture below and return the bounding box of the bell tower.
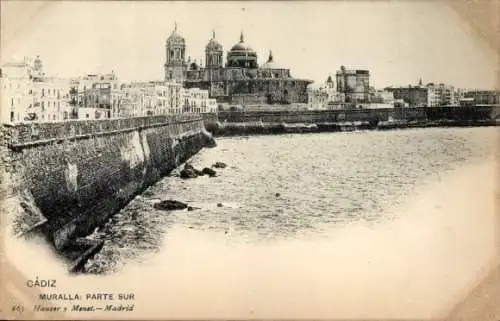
[164,22,187,83]
[205,30,223,69]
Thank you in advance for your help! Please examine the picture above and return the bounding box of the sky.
[1,1,498,89]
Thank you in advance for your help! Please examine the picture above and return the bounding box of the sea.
[84,127,497,275]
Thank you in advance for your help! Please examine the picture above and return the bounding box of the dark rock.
[180,163,202,179]
[154,200,188,211]
[180,169,198,179]
[212,162,227,169]
[187,206,200,211]
[275,193,281,197]
[217,203,223,207]
[142,189,155,197]
[202,167,217,177]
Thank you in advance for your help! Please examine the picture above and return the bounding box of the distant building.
[0,57,33,122]
[70,72,121,119]
[119,81,184,117]
[31,78,71,122]
[182,87,217,113]
[164,25,312,105]
[386,85,428,108]
[370,89,394,105]
[426,83,456,106]
[463,90,500,105]
[335,66,370,107]
[307,76,336,110]
[0,56,70,123]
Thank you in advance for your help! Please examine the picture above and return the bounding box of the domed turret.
[206,30,223,51]
[166,22,185,46]
[226,32,258,69]
[205,30,223,68]
[260,50,283,69]
[229,32,256,54]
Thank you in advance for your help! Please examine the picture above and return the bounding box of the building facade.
[119,81,184,117]
[463,90,500,105]
[182,87,217,113]
[163,26,312,106]
[31,78,71,121]
[307,75,337,110]
[0,58,33,122]
[386,85,429,108]
[70,72,121,119]
[426,83,456,106]
[335,66,370,106]
[1,56,71,123]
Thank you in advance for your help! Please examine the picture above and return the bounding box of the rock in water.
[180,169,198,179]
[202,167,217,177]
[154,200,188,211]
[217,203,223,207]
[212,162,227,169]
[180,163,201,179]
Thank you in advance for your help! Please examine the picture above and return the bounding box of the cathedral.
[164,24,312,106]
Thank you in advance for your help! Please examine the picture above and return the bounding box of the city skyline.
[1,1,498,90]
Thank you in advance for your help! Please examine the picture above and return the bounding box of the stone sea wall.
[216,106,500,124]
[210,106,499,136]
[1,115,215,250]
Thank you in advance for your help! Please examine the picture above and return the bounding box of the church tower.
[205,30,223,69]
[164,23,187,83]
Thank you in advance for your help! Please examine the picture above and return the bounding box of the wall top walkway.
[1,114,207,148]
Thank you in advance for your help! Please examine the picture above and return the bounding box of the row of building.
[0,56,217,123]
[2,24,499,122]
[307,66,500,110]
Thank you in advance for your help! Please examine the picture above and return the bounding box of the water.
[84,127,497,274]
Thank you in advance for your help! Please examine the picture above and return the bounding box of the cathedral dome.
[229,32,256,55]
[260,50,283,69]
[167,23,185,45]
[206,30,223,51]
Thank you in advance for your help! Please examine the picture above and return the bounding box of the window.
[41,102,45,111]
[42,89,45,97]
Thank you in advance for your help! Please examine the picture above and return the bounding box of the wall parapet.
[2,114,204,148]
